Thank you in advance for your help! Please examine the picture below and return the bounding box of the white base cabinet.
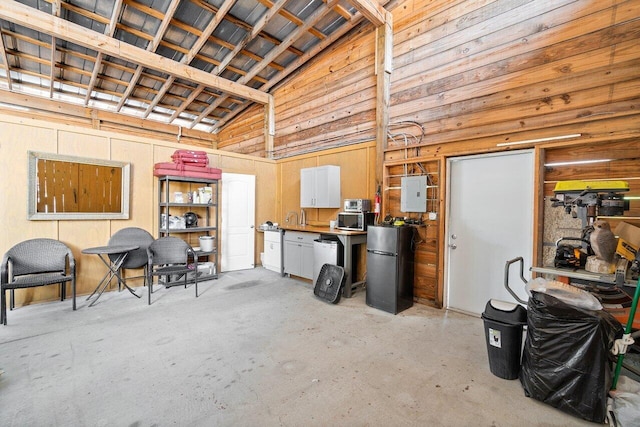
[263,230,282,273]
[284,231,320,280]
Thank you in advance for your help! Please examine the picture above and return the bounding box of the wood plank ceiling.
[0,0,382,134]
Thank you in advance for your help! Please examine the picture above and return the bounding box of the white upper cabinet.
[300,165,340,208]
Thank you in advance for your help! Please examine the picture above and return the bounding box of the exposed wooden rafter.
[0,27,11,91]
[191,2,334,128]
[0,1,270,105]
[212,7,369,131]
[0,0,391,140]
[116,0,181,114]
[48,0,61,98]
[169,0,287,124]
[84,0,122,105]
[141,0,238,119]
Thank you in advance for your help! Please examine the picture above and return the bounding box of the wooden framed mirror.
[28,151,130,220]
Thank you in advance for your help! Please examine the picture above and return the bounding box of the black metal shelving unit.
[157,175,219,281]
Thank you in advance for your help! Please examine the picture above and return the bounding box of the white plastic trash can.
[199,236,214,252]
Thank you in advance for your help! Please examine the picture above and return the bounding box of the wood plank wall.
[384,161,440,305]
[389,0,639,144]
[217,0,640,307]
[217,22,377,157]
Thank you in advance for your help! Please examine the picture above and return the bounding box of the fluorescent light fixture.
[545,159,612,167]
[496,133,581,147]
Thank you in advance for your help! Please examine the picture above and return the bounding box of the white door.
[221,173,255,271]
[446,151,533,315]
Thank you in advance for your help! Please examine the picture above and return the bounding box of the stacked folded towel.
[154,150,222,179]
[171,149,209,167]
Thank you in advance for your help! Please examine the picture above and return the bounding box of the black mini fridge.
[366,225,414,314]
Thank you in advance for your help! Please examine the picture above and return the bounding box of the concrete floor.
[0,268,594,426]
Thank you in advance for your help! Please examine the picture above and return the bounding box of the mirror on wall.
[28,151,130,220]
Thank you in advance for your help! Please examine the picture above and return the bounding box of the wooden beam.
[58,1,110,25]
[533,146,545,270]
[265,95,275,159]
[152,0,180,51]
[214,0,288,76]
[256,0,326,40]
[167,0,282,125]
[49,0,62,98]
[116,67,144,110]
[189,0,304,57]
[0,29,12,91]
[84,0,122,105]
[186,0,238,65]
[326,1,353,20]
[139,0,182,117]
[348,0,387,27]
[0,89,217,144]
[375,12,392,188]
[0,1,270,104]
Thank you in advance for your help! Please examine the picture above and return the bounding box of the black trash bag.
[519,291,623,423]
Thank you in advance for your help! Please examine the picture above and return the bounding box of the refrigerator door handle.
[367,249,396,256]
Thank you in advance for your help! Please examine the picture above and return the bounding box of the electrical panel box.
[401,176,427,213]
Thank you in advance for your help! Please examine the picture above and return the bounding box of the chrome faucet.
[300,209,306,226]
[285,211,298,225]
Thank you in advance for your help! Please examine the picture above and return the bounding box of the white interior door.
[445,150,533,315]
[221,173,255,271]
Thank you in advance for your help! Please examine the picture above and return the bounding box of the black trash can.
[481,299,527,380]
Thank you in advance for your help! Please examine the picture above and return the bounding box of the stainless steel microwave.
[337,211,375,231]
[343,198,371,212]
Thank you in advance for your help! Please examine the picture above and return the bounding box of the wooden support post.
[265,95,275,159]
[533,146,545,270]
[375,12,393,194]
[91,109,100,130]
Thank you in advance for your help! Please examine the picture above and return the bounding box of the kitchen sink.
[259,224,280,231]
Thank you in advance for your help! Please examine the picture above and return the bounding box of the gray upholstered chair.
[108,227,154,289]
[146,237,198,305]
[1,238,76,325]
